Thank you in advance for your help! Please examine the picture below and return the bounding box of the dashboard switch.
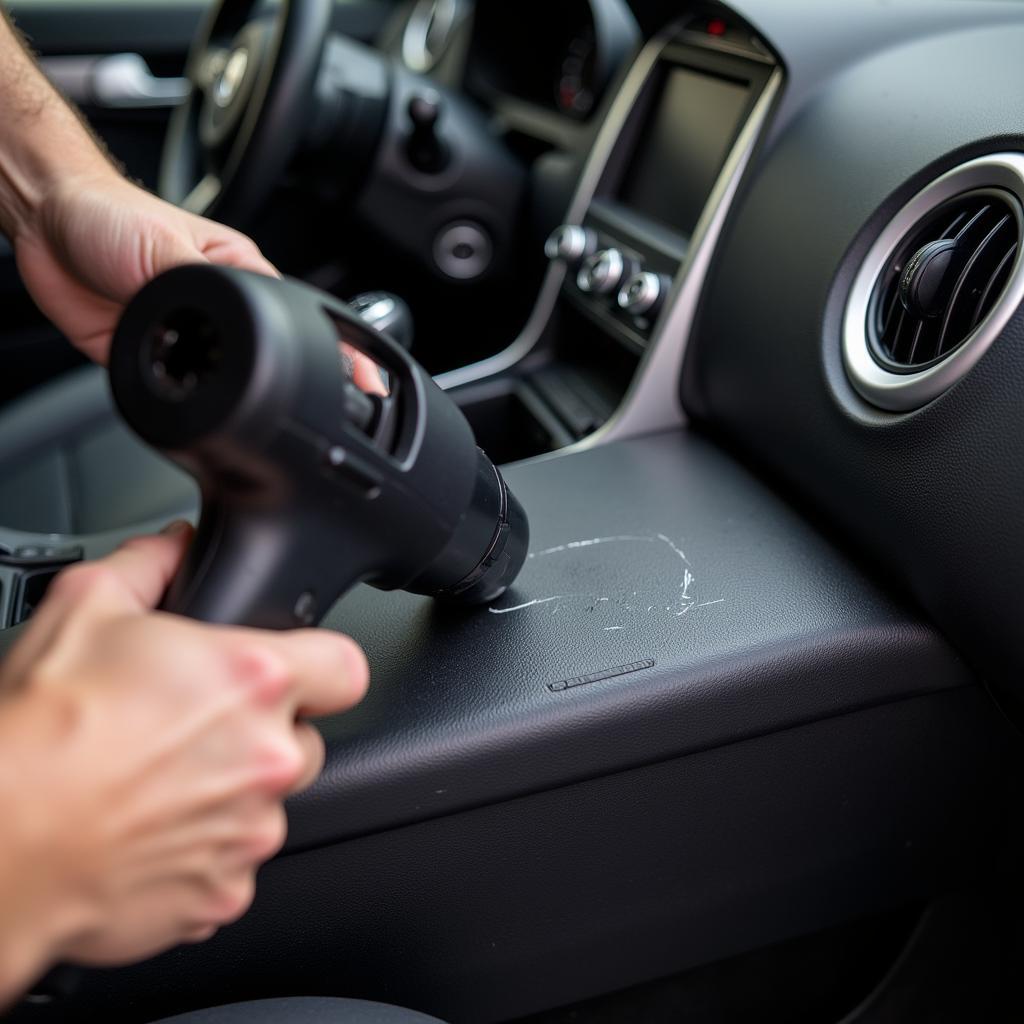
[544,224,596,265]
[406,91,449,173]
[577,248,626,295]
[618,271,670,317]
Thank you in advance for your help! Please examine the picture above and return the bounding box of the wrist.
[0,138,115,243]
[0,698,96,1004]
[0,24,116,241]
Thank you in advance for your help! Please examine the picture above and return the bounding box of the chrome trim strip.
[567,65,783,448]
[434,23,679,391]
[842,153,1024,412]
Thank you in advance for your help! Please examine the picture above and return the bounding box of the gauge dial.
[555,25,597,117]
[403,0,465,74]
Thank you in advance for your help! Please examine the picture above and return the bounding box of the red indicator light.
[707,17,727,36]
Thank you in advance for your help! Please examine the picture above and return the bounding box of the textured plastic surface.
[7,429,1009,1024]
[30,688,1013,1024]
[682,0,1024,705]
[288,429,973,849]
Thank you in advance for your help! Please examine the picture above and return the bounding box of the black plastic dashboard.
[683,0,1024,711]
[23,431,1014,1024]
[10,1,1024,1021]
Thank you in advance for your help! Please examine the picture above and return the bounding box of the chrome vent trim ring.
[843,153,1024,411]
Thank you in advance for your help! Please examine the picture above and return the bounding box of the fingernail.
[160,519,193,537]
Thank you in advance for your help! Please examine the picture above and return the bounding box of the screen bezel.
[594,44,774,242]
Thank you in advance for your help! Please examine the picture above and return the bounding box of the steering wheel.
[159,0,332,224]
[159,0,525,284]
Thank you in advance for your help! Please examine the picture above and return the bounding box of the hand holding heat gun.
[107,265,529,628]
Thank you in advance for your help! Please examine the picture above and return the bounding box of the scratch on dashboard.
[603,625,624,631]
[488,595,567,615]
[488,532,725,621]
[656,533,691,565]
[529,535,651,559]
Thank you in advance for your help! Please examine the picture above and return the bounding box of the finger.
[16,521,192,661]
[341,344,389,397]
[181,924,219,945]
[71,521,195,614]
[103,520,195,610]
[0,613,58,695]
[253,629,370,719]
[198,229,281,280]
[289,721,327,794]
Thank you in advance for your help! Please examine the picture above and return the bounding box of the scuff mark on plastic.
[529,535,651,558]
[488,533,725,622]
[488,595,567,615]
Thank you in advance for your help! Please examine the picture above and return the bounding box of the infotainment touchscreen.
[618,67,750,235]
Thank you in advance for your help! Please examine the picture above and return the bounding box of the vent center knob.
[899,238,957,318]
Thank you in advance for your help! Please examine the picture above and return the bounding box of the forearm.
[0,699,89,1009]
[0,9,114,240]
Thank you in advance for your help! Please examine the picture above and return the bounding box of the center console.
[553,26,773,350]
[448,11,778,459]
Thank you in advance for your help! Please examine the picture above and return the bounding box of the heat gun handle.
[161,504,365,629]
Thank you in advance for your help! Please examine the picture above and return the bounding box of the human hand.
[12,167,389,394]
[12,169,278,364]
[0,524,368,999]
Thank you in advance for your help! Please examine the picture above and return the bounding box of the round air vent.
[844,154,1024,411]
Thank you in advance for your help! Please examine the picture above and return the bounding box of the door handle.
[41,53,190,109]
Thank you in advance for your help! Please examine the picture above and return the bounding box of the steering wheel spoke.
[182,174,223,216]
[192,46,231,93]
[159,0,333,225]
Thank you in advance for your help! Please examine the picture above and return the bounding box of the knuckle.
[299,724,326,778]
[226,232,263,260]
[228,645,292,705]
[208,874,256,925]
[248,808,288,862]
[250,737,306,795]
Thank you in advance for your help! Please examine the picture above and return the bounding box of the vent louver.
[870,190,1021,371]
[844,154,1024,411]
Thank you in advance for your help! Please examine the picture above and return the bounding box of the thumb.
[95,521,196,611]
[186,210,280,280]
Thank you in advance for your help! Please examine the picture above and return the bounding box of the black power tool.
[107,265,529,628]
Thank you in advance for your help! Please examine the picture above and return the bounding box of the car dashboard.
[7,0,1024,1021]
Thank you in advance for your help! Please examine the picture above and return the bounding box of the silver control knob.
[577,248,626,295]
[617,271,669,317]
[544,224,596,265]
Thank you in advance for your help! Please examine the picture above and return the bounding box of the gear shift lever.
[349,291,414,351]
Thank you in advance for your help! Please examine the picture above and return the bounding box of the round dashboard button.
[577,248,626,295]
[618,271,666,316]
[433,222,493,280]
[544,224,596,265]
